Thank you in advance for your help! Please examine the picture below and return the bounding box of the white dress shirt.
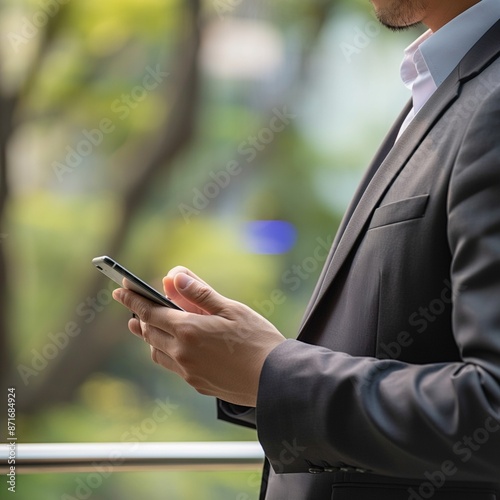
[397,0,500,138]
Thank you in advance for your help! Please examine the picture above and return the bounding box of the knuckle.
[150,346,160,365]
[172,320,191,338]
[193,284,212,303]
[173,337,198,370]
[196,387,211,397]
[173,344,191,367]
[141,323,152,343]
[233,300,250,315]
[219,298,244,318]
[184,372,203,390]
[173,318,198,345]
[137,302,152,323]
[183,371,196,386]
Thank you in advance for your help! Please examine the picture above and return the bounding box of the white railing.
[0,442,264,474]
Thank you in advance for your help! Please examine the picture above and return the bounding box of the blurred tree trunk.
[0,3,70,402]
[0,92,15,386]
[13,0,202,414]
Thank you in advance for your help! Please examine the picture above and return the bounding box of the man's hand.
[112,266,286,407]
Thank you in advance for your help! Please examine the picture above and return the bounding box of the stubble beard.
[373,0,427,31]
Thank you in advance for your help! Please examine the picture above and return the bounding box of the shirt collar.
[400,30,436,115]
[400,30,433,90]
[420,0,500,87]
[400,0,500,114]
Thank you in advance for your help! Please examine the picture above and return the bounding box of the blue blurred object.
[243,220,297,254]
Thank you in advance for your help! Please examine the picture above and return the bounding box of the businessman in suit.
[113,0,500,497]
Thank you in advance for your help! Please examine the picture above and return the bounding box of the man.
[113,0,500,497]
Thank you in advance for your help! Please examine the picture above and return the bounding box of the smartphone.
[92,255,183,310]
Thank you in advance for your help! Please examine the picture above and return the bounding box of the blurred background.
[0,0,419,497]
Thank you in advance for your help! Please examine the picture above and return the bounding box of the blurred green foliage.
[1,0,418,497]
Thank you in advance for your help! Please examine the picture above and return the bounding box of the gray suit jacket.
[219,20,500,500]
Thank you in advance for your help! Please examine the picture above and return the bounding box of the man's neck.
[423,0,481,31]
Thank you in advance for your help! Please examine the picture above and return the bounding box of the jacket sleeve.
[255,87,500,482]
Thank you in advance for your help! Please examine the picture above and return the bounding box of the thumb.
[174,273,227,315]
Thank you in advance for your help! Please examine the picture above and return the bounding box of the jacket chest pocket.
[368,194,430,230]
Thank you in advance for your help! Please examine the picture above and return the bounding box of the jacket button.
[308,467,324,474]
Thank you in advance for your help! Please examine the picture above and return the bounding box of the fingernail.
[176,273,193,290]
[112,289,123,301]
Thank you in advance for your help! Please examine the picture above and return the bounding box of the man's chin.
[373,10,423,32]
[377,19,423,31]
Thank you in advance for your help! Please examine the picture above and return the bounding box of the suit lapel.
[298,19,500,335]
[321,74,459,281]
[459,18,500,81]
[298,101,412,328]
[298,72,461,333]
